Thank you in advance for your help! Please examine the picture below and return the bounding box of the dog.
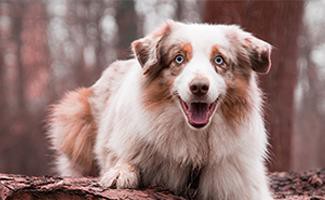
[47,20,273,200]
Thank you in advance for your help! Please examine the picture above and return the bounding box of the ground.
[0,169,324,200]
[271,169,325,200]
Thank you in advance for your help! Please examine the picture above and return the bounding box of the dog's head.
[132,21,271,129]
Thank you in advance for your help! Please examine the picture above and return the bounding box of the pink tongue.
[189,103,209,126]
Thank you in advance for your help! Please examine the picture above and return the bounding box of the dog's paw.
[99,164,139,189]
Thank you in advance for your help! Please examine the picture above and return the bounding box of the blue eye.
[214,55,224,65]
[175,54,185,64]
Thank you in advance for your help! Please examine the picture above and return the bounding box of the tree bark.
[115,0,138,59]
[1,170,325,200]
[11,1,26,114]
[0,174,184,200]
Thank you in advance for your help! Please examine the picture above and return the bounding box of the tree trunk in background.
[12,2,26,115]
[115,0,138,59]
[0,47,5,124]
[0,0,52,176]
[93,0,106,77]
[203,1,303,171]
[293,24,325,171]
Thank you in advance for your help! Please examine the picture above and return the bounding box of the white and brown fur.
[47,21,273,200]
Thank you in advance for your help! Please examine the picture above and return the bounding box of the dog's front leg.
[197,159,272,200]
[99,160,140,189]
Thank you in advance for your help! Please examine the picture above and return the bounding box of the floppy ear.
[242,35,272,74]
[242,34,272,74]
[131,21,173,75]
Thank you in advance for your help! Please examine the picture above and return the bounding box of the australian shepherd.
[48,20,273,200]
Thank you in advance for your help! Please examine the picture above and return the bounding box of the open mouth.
[179,98,218,129]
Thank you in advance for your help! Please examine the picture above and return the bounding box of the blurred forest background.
[0,0,324,176]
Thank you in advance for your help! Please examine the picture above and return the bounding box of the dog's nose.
[189,78,209,97]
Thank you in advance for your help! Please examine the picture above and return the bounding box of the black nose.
[189,78,209,97]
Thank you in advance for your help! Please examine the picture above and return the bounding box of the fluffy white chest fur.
[48,21,273,200]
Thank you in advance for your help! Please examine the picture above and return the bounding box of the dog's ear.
[131,21,174,75]
[242,34,272,74]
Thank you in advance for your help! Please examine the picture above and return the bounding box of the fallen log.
[270,169,325,200]
[0,169,324,200]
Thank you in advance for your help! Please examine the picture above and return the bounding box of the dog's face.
[132,21,271,129]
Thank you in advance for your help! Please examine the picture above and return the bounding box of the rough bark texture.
[0,174,184,200]
[1,169,324,200]
[271,169,325,200]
